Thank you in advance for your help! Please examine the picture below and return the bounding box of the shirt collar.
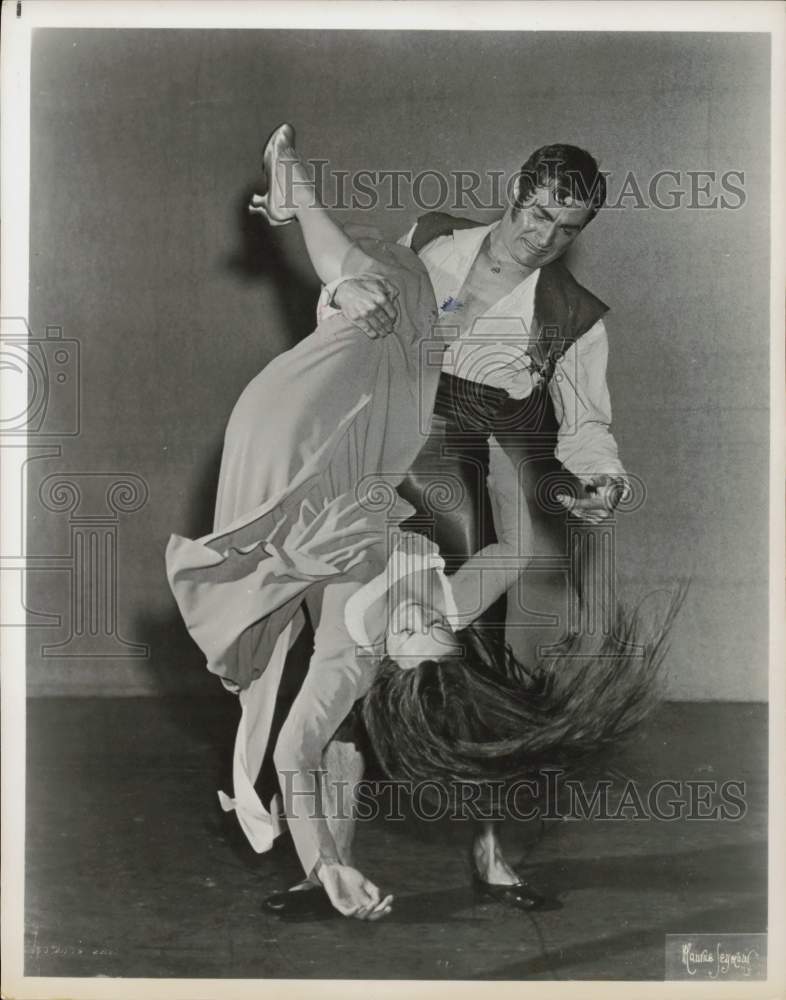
[344,534,460,653]
[448,219,539,320]
[450,220,499,262]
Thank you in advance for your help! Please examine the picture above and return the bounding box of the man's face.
[498,182,594,269]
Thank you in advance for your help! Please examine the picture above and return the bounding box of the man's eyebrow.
[537,204,581,230]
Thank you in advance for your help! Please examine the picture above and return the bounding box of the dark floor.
[25,698,767,981]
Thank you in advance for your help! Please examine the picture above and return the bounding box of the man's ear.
[512,173,537,211]
[512,173,525,208]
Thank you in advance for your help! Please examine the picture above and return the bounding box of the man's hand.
[332,276,399,339]
[556,474,629,525]
[316,862,394,920]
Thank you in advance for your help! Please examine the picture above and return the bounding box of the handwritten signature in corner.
[28,940,116,959]
[681,941,760,978]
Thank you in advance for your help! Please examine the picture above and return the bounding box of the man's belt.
[433,372,509,433]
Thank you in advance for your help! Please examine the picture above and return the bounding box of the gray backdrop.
[25,29,770,698]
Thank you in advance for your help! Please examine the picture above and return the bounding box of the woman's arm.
[447,441,532,628]
[273,574,392,920]
[251,128,401,340]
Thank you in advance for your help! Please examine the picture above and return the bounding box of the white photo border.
[1,2,783,998]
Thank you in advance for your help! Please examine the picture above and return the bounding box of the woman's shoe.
[247,196,277,225]
[259,122,298,225]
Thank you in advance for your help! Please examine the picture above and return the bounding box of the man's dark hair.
[514,143,607,222]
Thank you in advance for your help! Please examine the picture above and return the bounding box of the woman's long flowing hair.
[361,588,685,802]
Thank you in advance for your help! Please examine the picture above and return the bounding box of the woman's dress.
[165,238,442,852]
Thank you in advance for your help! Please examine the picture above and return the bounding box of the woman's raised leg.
[249,123,377,285]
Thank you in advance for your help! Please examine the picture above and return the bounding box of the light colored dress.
[165,238,446,859]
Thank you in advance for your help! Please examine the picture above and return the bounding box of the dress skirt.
[166,238,441,693]
[164,238,441,854]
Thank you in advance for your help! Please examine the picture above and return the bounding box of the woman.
[167,125,675,921]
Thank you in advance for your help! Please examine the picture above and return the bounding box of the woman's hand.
[316,861,394,920]
[333,276,399,339]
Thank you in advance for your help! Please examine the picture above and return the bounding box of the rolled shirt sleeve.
[397,224,416,249]
[316,276,351,324]
[316,224,418,322]
[548,319,627,480]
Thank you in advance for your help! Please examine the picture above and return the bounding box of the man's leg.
[397,413,546,906]
[493,391,574,665]
[469,422,555,906]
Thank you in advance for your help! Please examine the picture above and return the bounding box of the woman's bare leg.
[249,124,376,285]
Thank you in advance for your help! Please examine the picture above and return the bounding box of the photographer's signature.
[681,940,760,978]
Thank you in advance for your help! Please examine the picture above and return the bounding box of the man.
[306,144,629,910]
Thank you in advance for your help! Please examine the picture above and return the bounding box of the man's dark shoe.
[263,882,337,920]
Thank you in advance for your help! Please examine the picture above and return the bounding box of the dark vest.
[411,211,609,378]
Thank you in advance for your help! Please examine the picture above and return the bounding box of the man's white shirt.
[319,220,625,479]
